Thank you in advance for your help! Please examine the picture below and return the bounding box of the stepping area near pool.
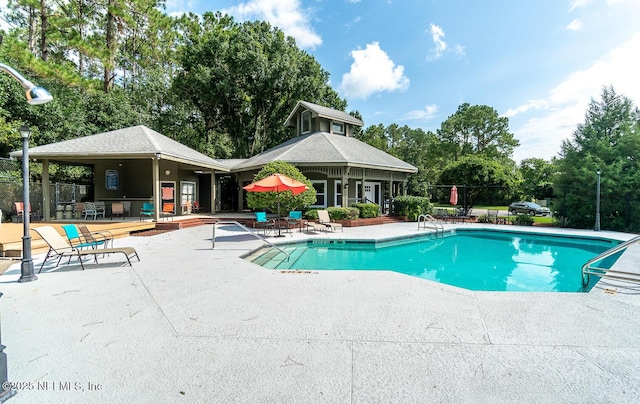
[1,222,639,402]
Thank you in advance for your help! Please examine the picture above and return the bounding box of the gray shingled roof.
[10,125,229,171]
[283,101,364,127]
[230,132,417,173]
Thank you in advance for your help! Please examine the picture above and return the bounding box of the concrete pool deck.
[1,222,639,403]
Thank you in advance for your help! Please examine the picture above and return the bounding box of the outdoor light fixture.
[1,60,51,402]
[595,170,601,232]
[165,169,171,176]
[0,63,53,105]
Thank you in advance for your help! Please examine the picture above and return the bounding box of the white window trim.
[302,110,311,134]
[356,181,381,204]
[310,180,327,208]
[331,120,344,135]
[334,180,342,207]
[180,181,197,213]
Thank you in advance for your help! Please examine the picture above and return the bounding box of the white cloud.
[400,104,439,122]
[427,23,465,60]
[509,32,640,162]
[339,42,409,99]
[429,23,447,59]
[569,0,594,12]
[566,18,583,31]
[224,0,322,49]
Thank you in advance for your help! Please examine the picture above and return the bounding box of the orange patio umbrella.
[449,185,458,206]
[243,173,309,236]
[243,173,309,195]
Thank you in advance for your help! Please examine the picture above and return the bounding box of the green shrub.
[513,214,534,226]
[477,214,493,224]
[351,203,379,218]
[304,209,319,220]
[327,207,359,220]
[393,196,432,221]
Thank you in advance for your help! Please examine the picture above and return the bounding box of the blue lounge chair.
[62,224,99,249]
[254,212,274,235]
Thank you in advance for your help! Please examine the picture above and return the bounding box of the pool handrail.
[212,220,290,262]
[417,214,444,236]
[581,235,640,288]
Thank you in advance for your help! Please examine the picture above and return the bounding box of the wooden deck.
[0,220,156,257]
[0,213,259,258]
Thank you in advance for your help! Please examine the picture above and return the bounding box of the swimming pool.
[248,229,622,292]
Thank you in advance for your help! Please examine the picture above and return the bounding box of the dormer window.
[332,121,344,135]
[302,110,311,134]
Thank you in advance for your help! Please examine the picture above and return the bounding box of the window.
[181,181,196,213]
[334,181,342,207]
[302,110,311,133]
[332,121,344,135]
[310,180,327,208]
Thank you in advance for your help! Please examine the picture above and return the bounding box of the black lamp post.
[595,170,601,232]
[18,125,37,283]
[1,60,53,402]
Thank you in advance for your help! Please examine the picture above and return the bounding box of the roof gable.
[283,100,364,128]
[231,132,417,173]
[11,125,229,171]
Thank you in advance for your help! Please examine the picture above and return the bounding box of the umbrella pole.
[276,193,284,237]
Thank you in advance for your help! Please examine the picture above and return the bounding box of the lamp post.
[1,61,53,402]
[18,125,37,283]
[595,170,601,232]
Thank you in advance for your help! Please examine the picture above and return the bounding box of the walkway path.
[1,223,639,403]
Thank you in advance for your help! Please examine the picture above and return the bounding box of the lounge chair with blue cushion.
[254,212,275,235]
[62,224,98,250]
[33,226,139,272]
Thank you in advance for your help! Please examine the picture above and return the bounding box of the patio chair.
[94,201,106,219]
[82,202,98,220]
[306,221,330,233]
[317,210,343,232]
[77,224,113,249]
[14,202,31,222]
[161,203,175,220]
[32,226,139,272]
[192,201,201,213]
[253,211,275,235]
[62,224,98,250]
[287,211,304,232]
[122,201,131,218]
[111,202,125,219]
[140,202,154,221]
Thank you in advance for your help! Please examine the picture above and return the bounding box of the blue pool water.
[250,230,622,292]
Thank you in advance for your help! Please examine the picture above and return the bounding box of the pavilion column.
[236,175,243,212]
[342,174,348,207]
[402,180,408,196]
[210,173,216,214]
[360,171,366,203]
[152,157,160,222]
[42,159,50,221]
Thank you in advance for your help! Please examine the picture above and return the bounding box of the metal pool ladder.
[417,214,444,237]
[581,235,640,288]
[212,220,290,262]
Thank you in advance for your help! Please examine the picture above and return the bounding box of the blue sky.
[163,0,640,162]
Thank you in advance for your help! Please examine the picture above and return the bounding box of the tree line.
[1,4,638,231]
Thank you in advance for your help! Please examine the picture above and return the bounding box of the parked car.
[508,201,551,216]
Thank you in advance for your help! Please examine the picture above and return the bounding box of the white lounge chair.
[317,210,343,232]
